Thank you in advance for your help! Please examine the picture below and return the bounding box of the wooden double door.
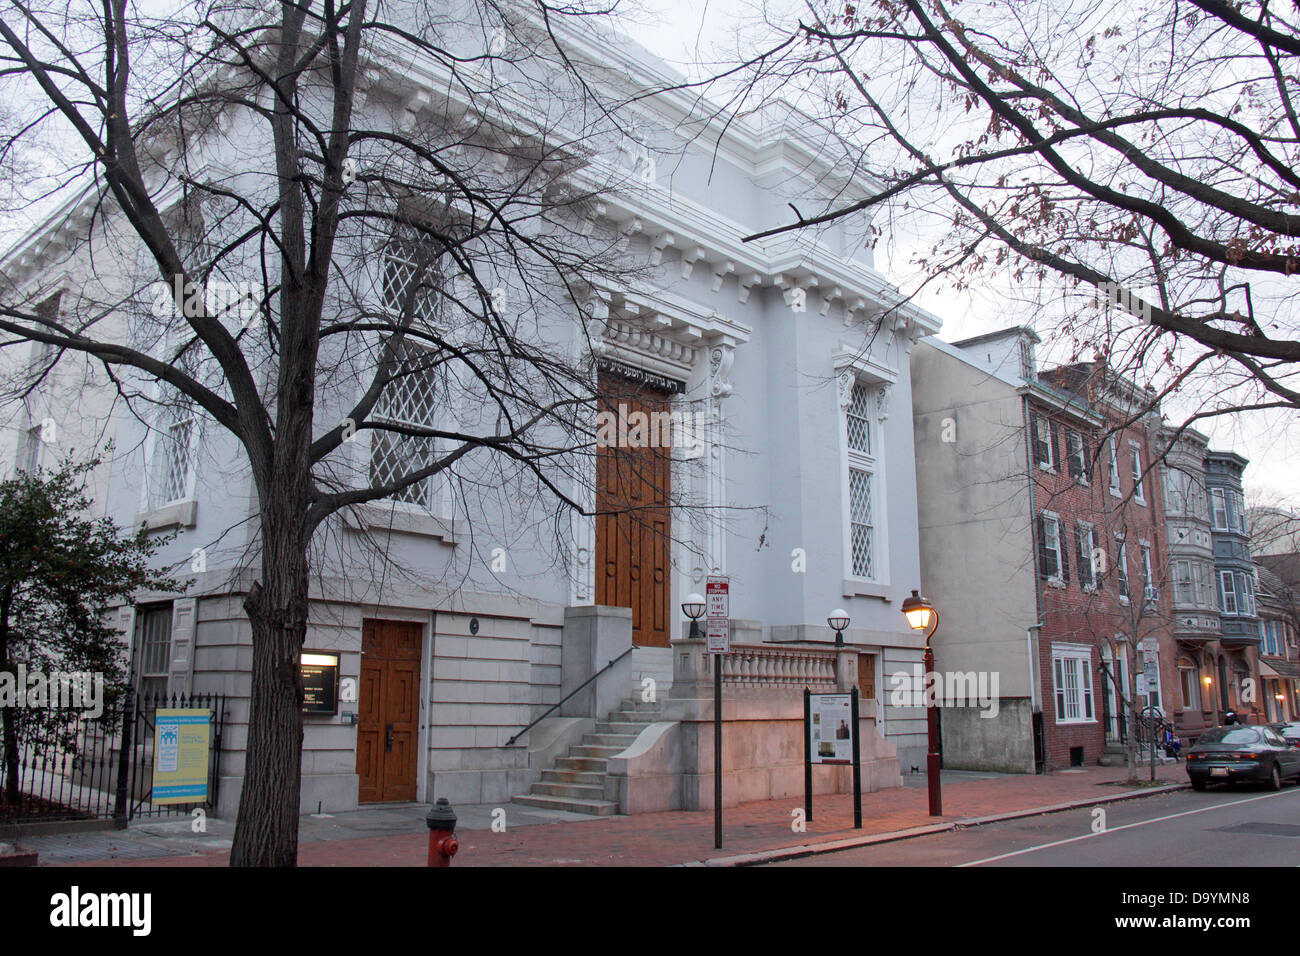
[595,370,673,647]
[356,619,422,803]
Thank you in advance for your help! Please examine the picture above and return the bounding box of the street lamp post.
[901,589,942,817]
[682,593,720,848]
[828,608,850,647]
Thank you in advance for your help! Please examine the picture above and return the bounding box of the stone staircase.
[513,697,663,816]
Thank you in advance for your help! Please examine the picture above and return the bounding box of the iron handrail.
[505,645,634,746]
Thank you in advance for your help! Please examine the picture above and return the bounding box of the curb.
[698,781,1189,867]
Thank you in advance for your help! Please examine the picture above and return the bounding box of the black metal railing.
[505,646,634,746]
[0,690,226,826]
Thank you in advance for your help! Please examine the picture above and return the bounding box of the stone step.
[541,769,605,786]
[513,793,619,816]
[529,781,608,800]
[613,711,662,723]
[555,755,608,773]
[596,721,654,735]
[582,732,639,748]
[570,744,625,759]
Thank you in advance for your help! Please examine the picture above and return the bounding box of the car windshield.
[1196,728,1262,745]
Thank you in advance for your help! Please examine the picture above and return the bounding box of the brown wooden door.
[595,370,672,647]
[356,619,422,803]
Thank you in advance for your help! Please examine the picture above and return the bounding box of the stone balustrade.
[718,642,838,690]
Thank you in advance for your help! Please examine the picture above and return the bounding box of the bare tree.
[0,0,676,865]
[703,0,1300,420]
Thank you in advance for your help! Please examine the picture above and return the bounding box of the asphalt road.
[768,782,1300,866]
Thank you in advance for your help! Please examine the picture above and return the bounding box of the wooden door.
[356,619,422,803]
[595,370,673,647]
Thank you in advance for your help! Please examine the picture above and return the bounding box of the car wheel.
[1191,778,1207,791]
[1267,763,1282,791]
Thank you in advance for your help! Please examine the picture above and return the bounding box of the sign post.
[803,689,862,829]
[706,574,729,849]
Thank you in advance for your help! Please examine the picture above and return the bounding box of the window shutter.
[1049,422,1060,470]
[1060,523,1070,583]
[167,597,197,698]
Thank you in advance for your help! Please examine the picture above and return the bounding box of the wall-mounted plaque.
[301,652,340,714]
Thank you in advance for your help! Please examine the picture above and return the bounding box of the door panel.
[356,620,423,803]
[595,370,673,647]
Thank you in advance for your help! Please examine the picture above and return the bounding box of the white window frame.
[1211,488,1228,531]
[1078,521,1098,590]
[1033,417,1055,471]
[1220,570,1238,615]
[1140,543,1154,589]
[1066,429,1087,483]
[1116,538,1130,601]
[368,338,447,514]
[1129,441,1146,505]
[1107,436,1121,497]
[837,367,892,592]
[1239,572,1256,617]
[1040,511,1064,585]
[142,395,199,511]
[1052,643,1096,724]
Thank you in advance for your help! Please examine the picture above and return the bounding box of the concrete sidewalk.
[28,763,1188,867]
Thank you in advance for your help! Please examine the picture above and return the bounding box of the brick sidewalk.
[63,763,1187,867]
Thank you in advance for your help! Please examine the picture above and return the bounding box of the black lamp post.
[682,592,719,847]
[901,589,942,817]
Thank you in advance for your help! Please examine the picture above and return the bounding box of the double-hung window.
[1211,489,1228,530]
[1173,560,1193,605]
[1116,540,1130,598]
[1140,545,1154,592]
[1032,417,1054,470]
[1038,512,1064,582]
[1066,429,1087,482]
[1220,570,1238,614]
[381,229,443,328]
[1130,443,1146,504]
[1107,436,1121,496]
[845,383,876,580]
[1077,522,1097,588]
[1052,645,1095,723]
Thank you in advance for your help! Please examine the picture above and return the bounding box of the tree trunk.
[228,506,310,867]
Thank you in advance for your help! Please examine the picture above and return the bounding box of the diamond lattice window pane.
[371,340,438,508]
[846,384,872,454]
[151,408,193,507]
[382,235,442,327]
[849,467,874,578]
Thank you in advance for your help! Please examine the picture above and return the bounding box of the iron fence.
[0,690,227,826]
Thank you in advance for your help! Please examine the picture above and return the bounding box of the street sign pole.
[851,687,862,829]
[706,575,729,850]
[803,688,812,823]
[714,649,722,849]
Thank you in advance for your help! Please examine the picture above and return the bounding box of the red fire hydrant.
[426,797,459,867]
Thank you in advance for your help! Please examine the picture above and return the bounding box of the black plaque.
[301,653,339,714]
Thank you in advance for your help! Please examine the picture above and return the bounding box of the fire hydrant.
[426,797,459,867]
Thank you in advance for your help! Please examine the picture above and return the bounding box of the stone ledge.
[136,498,198,531]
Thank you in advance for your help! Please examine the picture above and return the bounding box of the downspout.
[1024,392,1048,773]
[1023,393,1044,713]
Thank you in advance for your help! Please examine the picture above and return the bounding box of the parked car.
[1185,725,1300,790]
[1266,721,1300,747]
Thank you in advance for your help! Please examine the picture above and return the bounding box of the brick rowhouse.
[1030,363,1177,771]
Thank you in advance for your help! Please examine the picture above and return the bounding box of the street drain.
[1211,822,1300,838]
